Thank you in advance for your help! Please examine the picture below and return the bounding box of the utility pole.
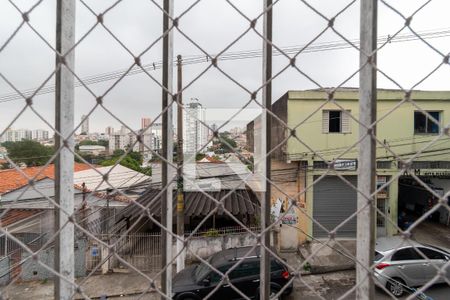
[176,54,185,272]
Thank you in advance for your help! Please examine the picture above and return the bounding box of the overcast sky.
[1,0,449,134]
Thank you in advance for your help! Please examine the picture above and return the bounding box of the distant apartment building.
[119,125,129,135]
[81,115,89,134]
[0,128,43,142]
[105,126,114,135]
[151,122,162,152]
[15,129,32,141]
[31,129,49,141]
[109,133,130,153]
[229,126,243,136]
[1,128,12,143]
[141,117,151,129]
[109,130,153,163]
[183,100,208,154]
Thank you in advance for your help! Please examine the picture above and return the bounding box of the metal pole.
[55,0,76,299]
[4,229,7,256]
[357,0,377,299]
[260,0,272,299]
[176,55,185,273]
[161,0,174,298]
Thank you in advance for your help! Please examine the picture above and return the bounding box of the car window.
[374,251,383,261]
[194,257,214,281]
[419,247,446,260]
[271,259,284,271]
[391,247,422,261]
[229,262,259,280]
[210,266,229,283]
[425,245,450,256]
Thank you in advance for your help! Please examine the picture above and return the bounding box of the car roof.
[211,246,258,266]
[375,236,423,253]
[210,246,277,267]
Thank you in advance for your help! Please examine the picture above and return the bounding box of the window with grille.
[414,111,441,134]
[322,110,351,133]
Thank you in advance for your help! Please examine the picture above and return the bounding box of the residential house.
[115,162,261,233]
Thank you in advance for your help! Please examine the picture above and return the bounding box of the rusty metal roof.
[118,188,259,219]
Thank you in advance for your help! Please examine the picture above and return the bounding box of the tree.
[128,151,143,164]
[100,151,151,175]
[196,153,206,161]
[113,149,125,157]
[4,140,54,167]
[97,140,109,148]
[212,132,237,153]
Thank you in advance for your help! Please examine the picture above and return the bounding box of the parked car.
[374,237,450,297]
[172,246,293,300]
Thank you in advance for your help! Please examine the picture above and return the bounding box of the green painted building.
[249,88,450,244]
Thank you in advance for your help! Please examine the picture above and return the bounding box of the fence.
[1,0,450,299]
[87,227,262,273]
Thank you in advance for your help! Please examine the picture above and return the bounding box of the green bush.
[203,228,219,237]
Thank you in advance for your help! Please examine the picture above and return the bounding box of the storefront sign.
[334,159,357,171]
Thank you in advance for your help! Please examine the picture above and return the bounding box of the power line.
[1,27,450,103]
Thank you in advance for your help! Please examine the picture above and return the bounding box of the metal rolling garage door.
[313,176,357,238]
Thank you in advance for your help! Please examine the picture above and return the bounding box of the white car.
[374,237,450,297]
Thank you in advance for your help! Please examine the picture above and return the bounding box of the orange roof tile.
[0,163,91,194]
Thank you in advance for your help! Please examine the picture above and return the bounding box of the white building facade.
[183,101,208,155]
[32,129,49,141]
[81,115,89,134]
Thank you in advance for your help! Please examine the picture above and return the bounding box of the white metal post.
[161,0,174,298]
[55,0,76,299]
[357,0,377,299]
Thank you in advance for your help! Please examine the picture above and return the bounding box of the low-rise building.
[248,88,450,248]
[79,145,107,156]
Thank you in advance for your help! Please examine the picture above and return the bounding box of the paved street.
[3,219,449,300]
[375,284,450,300]
[2,268,449,299]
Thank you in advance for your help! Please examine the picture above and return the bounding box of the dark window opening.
[329,111,341,133]
[414,111,440,134]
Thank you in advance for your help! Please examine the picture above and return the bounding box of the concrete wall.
[20,239,87,281]
[184,231,276,263]
[270,160,308,248]
[271,93,288,160]
[246,121,254,152]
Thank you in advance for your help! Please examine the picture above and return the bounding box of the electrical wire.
[1,27,450,103]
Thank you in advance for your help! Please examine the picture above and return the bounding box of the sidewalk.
[297,240,356,274]
[1,248,358,300]
[1,272,162,300]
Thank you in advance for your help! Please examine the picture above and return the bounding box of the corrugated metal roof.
[150,162,261,191]
[73,165,150,192]
[117,188,259,219]
[0,209,43,227]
